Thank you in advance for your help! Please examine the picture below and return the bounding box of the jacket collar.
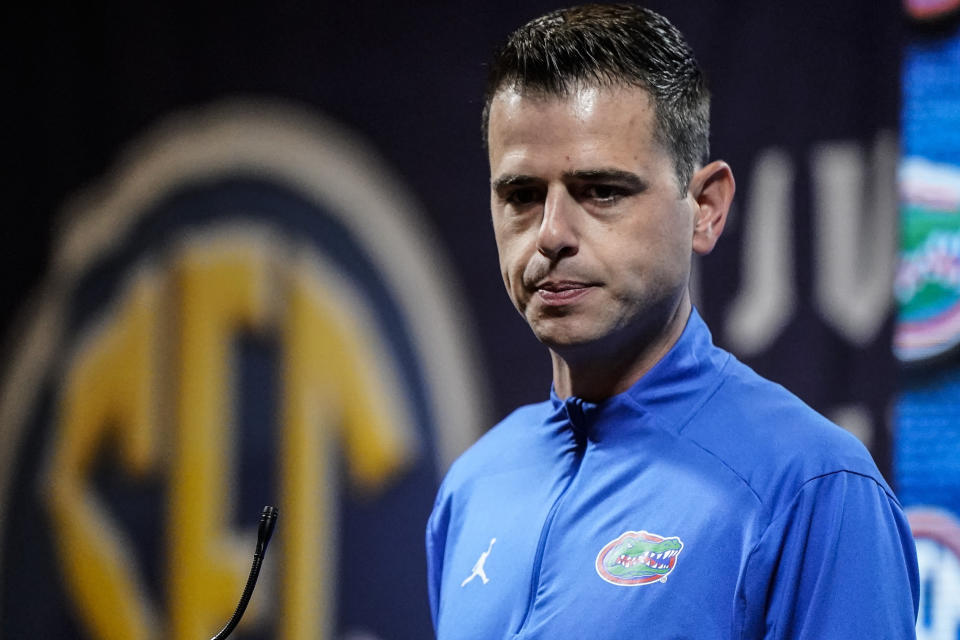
[548,307,730,441]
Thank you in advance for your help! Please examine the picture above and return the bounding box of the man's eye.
[507,188,540,205]
[584,185,624,201]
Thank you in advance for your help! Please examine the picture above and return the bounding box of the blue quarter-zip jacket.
[426,309,919,639]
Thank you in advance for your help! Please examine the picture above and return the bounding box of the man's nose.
[537,187,579,261]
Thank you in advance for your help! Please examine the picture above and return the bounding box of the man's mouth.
[534,281,595,305]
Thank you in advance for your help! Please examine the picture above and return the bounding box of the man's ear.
[689,160,735,255]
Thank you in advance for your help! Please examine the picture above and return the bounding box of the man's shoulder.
[682,353,892,508]
[439,399,556,493]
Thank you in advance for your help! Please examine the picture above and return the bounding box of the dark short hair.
[483,4,709,191]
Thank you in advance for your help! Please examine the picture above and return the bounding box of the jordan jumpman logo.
[461,538,496,587]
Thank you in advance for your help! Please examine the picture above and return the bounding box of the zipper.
[514,399,586,637]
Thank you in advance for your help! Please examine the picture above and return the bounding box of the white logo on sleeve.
[461,538,496,587]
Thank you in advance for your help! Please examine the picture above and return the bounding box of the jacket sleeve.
[736,471,919,639]
[425,488,450,634]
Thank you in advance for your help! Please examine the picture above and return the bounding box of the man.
[426,5,919,639]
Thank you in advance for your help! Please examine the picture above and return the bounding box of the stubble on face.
[487,84,696,371]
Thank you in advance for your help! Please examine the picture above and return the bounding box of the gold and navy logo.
[0,101,485,638]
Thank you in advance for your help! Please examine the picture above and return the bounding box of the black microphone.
[210,505,279,640]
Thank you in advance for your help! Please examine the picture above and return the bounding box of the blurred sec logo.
[909,508,960,639]
[0,100,486,639]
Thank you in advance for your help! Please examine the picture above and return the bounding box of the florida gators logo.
[596,530,684,586]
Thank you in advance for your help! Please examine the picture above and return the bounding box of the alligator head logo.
[595,530,684,586]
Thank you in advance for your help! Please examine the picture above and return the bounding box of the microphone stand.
[210,506,278,640]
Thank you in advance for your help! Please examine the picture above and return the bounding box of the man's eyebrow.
[490,174,541,191]
[491,169,647,192]
[564,169,646,189]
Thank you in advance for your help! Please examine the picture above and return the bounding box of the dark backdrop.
[2,2,902,638]
[5,1,901,426]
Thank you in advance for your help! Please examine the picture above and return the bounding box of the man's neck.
[550,295,692,402]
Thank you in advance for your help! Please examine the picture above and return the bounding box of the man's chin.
[528,313,642,362]
[530,322,604,353]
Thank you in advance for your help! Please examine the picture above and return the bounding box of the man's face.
[487,84,698,359]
